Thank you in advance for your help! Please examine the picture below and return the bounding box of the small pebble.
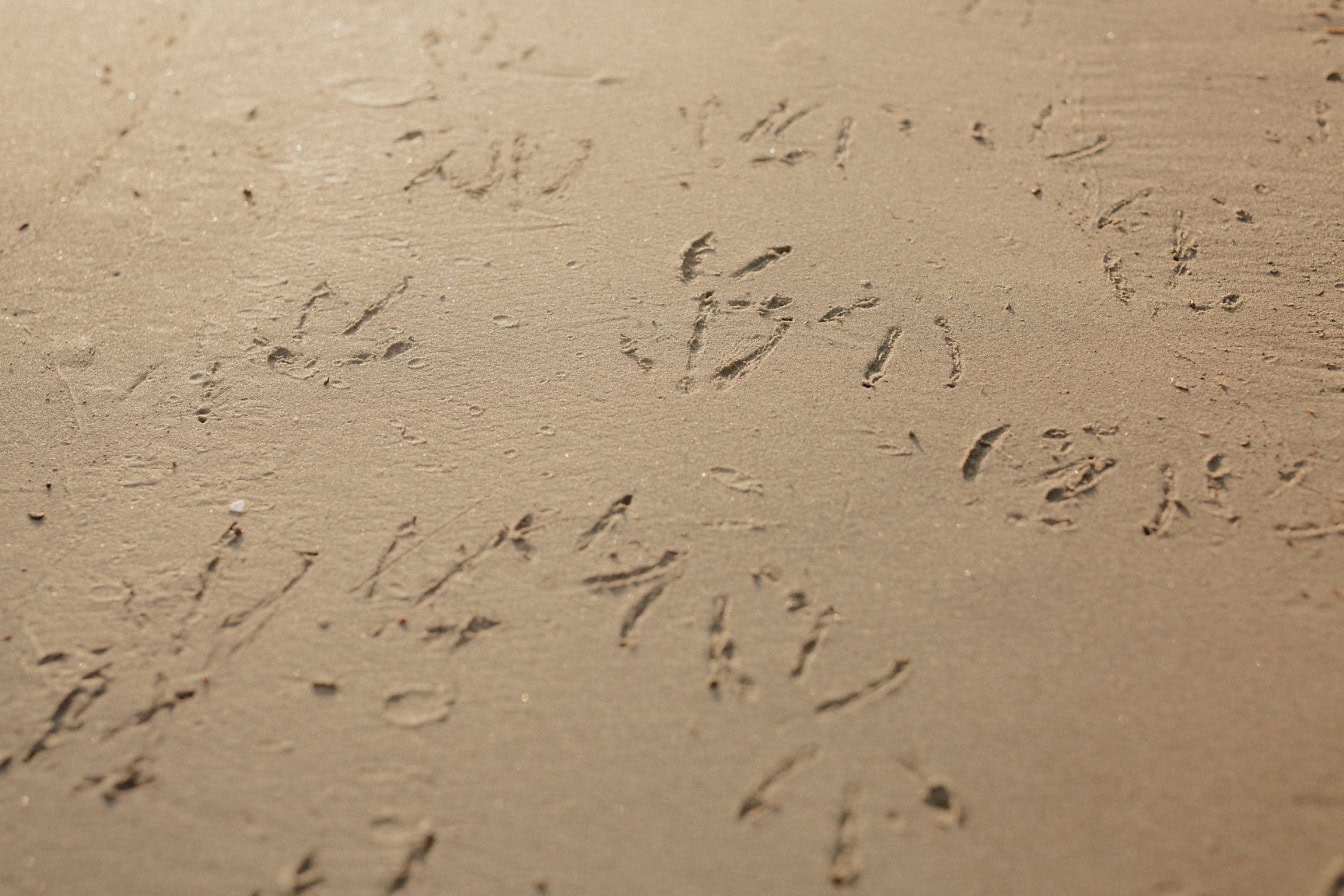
[229,499,247,515]
[27,511,45,521]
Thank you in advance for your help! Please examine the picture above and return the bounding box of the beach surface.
[3,1,1344,893]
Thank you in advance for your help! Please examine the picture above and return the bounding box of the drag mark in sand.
[815,659,911,714]
[737,743,818,820]
[961,425,1009,481]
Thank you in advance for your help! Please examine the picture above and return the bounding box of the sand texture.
[3,1,1344,894]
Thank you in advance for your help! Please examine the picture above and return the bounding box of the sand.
[3,1,1344,893]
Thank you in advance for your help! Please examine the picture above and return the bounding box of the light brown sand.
[3,1,1344,893]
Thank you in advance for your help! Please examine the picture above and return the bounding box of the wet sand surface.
[3,1,1344,893]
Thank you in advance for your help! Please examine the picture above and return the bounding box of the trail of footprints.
[633,233,971,392]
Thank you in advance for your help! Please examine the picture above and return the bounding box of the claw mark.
[695,95,721,148]
[424,614,501,650]
[961,425,1009,481]
[576,494,632,551]
[730,246,792,279]
[828,783,862,887]
[751,149,812,166]
[24,667,110,762]
[834,117,854,171]
[819,295,880,323]
[619,335,654,371]
[714,318,792,384]
[1044,457,1116,502]
[386,830,435,894]
[1276,522,1344,544]
[343,277,409,336]
[358,518,419,599]
[1046,134,1110,161]
[1096,188,1151,230]
[1142,464,1188,536]
[774,104,818,137]
[1030,103,1053,135]
[583,550,681,592]
[1170,211,1197,275]
[404,151,456,191]
[1102,252,1135,304]
[791,607,838,678]
[1314,856,1344,896]
[709,467,764,496]
[619,577,674,648]
[297,281,333,335]
[457,140,505,199]
[861,326,901,388]
[222,550,319,631]
[815,659,911,714]
[707,594,753,698]
[98,756,155,805]
[414,525,510,605]
[192,522,243,601]
[346,504,483,597]
[740,99,789,142]
[285,851,324,894]
[933,316,962,387]
[737,743,818,820]
[680,232,716,282]
[508,513,539,560]
[686,290,718,370]
[541,138,593,195]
